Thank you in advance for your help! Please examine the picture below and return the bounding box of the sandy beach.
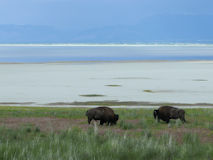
[0,61,213,108]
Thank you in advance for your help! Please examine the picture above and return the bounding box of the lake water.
[0,61,213,106]
[1,44,213,62]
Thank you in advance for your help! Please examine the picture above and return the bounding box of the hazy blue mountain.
[0,15,213,43]
[73,15,213,43]
[0,25,70,43]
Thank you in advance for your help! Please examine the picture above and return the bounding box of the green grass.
[0,106,87,119]
[79,94,105,97]
[1,106,213,130]
[192,79,208,81]
[143,89,154,93]
[0,126,212,160]
[0,106,213,159]
[105,84,122,87]
[118,120,135,130]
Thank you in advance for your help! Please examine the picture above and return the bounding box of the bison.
[86,107,119,125]
[153,106,186,123]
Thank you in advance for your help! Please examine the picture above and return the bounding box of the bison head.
[153,110,159,119]
[112,114,119,125]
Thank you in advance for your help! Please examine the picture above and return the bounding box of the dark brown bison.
[153,106,186,123]
[86,107,119,125]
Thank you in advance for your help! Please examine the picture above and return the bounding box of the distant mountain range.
[0,15,213,43]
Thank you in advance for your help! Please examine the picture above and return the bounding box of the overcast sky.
[0,0,213,43]
[0,0,212,30]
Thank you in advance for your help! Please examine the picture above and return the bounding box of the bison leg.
[155,117,160,122]
[107,121,114,126]
[157,117,160,122]
[166,119,170,123]
[100,120,104,125]
[181,117,186,123]
[180,114,186,123]
[88,118,92,124]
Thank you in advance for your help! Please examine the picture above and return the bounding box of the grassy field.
[0,106,213,159]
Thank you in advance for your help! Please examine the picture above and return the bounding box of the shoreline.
[1,105,213,109]
[1,101,213,108]
[1,59,213,64]
[0,43,213,47]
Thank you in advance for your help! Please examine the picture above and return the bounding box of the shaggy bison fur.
[153,106,186,123]
[86,107,119,125]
